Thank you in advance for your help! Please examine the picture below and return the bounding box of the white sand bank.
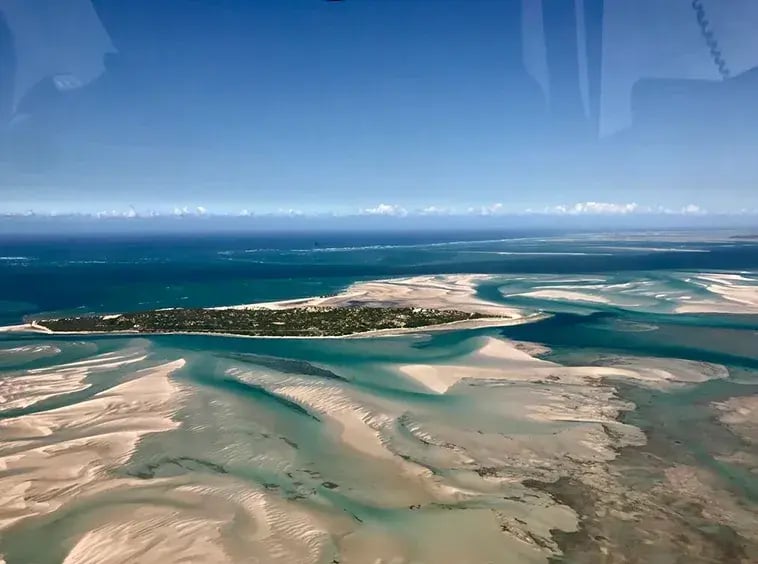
[398,337,729,395]
[0,359,185,531]
[221,274,531,321]
[399,337,554,393]
[0,350,149,413]
[0,324,35,333]
[511,289,611,304]
[677,272,758,313]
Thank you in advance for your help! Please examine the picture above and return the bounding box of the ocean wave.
[472,251,613,256]
[216,237,543,256]
[593,246,710,253]
[216,239,715,257]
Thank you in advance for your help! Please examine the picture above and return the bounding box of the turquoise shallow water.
[1,230,757,562]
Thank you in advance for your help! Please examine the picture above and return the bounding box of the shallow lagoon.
[1,231,756,562]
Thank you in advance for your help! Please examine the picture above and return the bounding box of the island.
[32,306,499,338]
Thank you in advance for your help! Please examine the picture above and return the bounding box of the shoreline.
[2,314,549,341]
[2,275,549,340]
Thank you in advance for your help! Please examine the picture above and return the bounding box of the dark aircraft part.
[691,0,731,80]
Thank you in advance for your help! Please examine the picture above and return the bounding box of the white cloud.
[360,203,408,217]
[680,203,705,215]
[654,204,708,215]
[95,207,140,219]
[2,201,738,219]
[418,205,451,215]
[535,202,715,216]
[277,208,304,217]
[543,201,640,215]
[466,202,505,216]
[171,206,209,217]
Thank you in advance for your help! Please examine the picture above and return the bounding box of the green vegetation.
[38,306,493,337]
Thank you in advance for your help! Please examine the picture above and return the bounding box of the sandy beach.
[219,274,531,319]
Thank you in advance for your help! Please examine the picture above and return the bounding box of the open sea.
[0,229,757,563]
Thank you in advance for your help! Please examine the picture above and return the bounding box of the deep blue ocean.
[1,229,757,325]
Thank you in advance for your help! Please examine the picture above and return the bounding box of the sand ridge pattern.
[1,273,756,563]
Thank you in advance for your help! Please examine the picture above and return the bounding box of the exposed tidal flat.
[0,328,754,563]
[1,233,758,563]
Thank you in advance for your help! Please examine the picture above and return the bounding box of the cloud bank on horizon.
[3,201,754,220]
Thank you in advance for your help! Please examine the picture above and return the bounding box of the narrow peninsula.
[33,306,499,338]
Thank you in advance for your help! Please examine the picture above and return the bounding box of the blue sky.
[1,0,757,218]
